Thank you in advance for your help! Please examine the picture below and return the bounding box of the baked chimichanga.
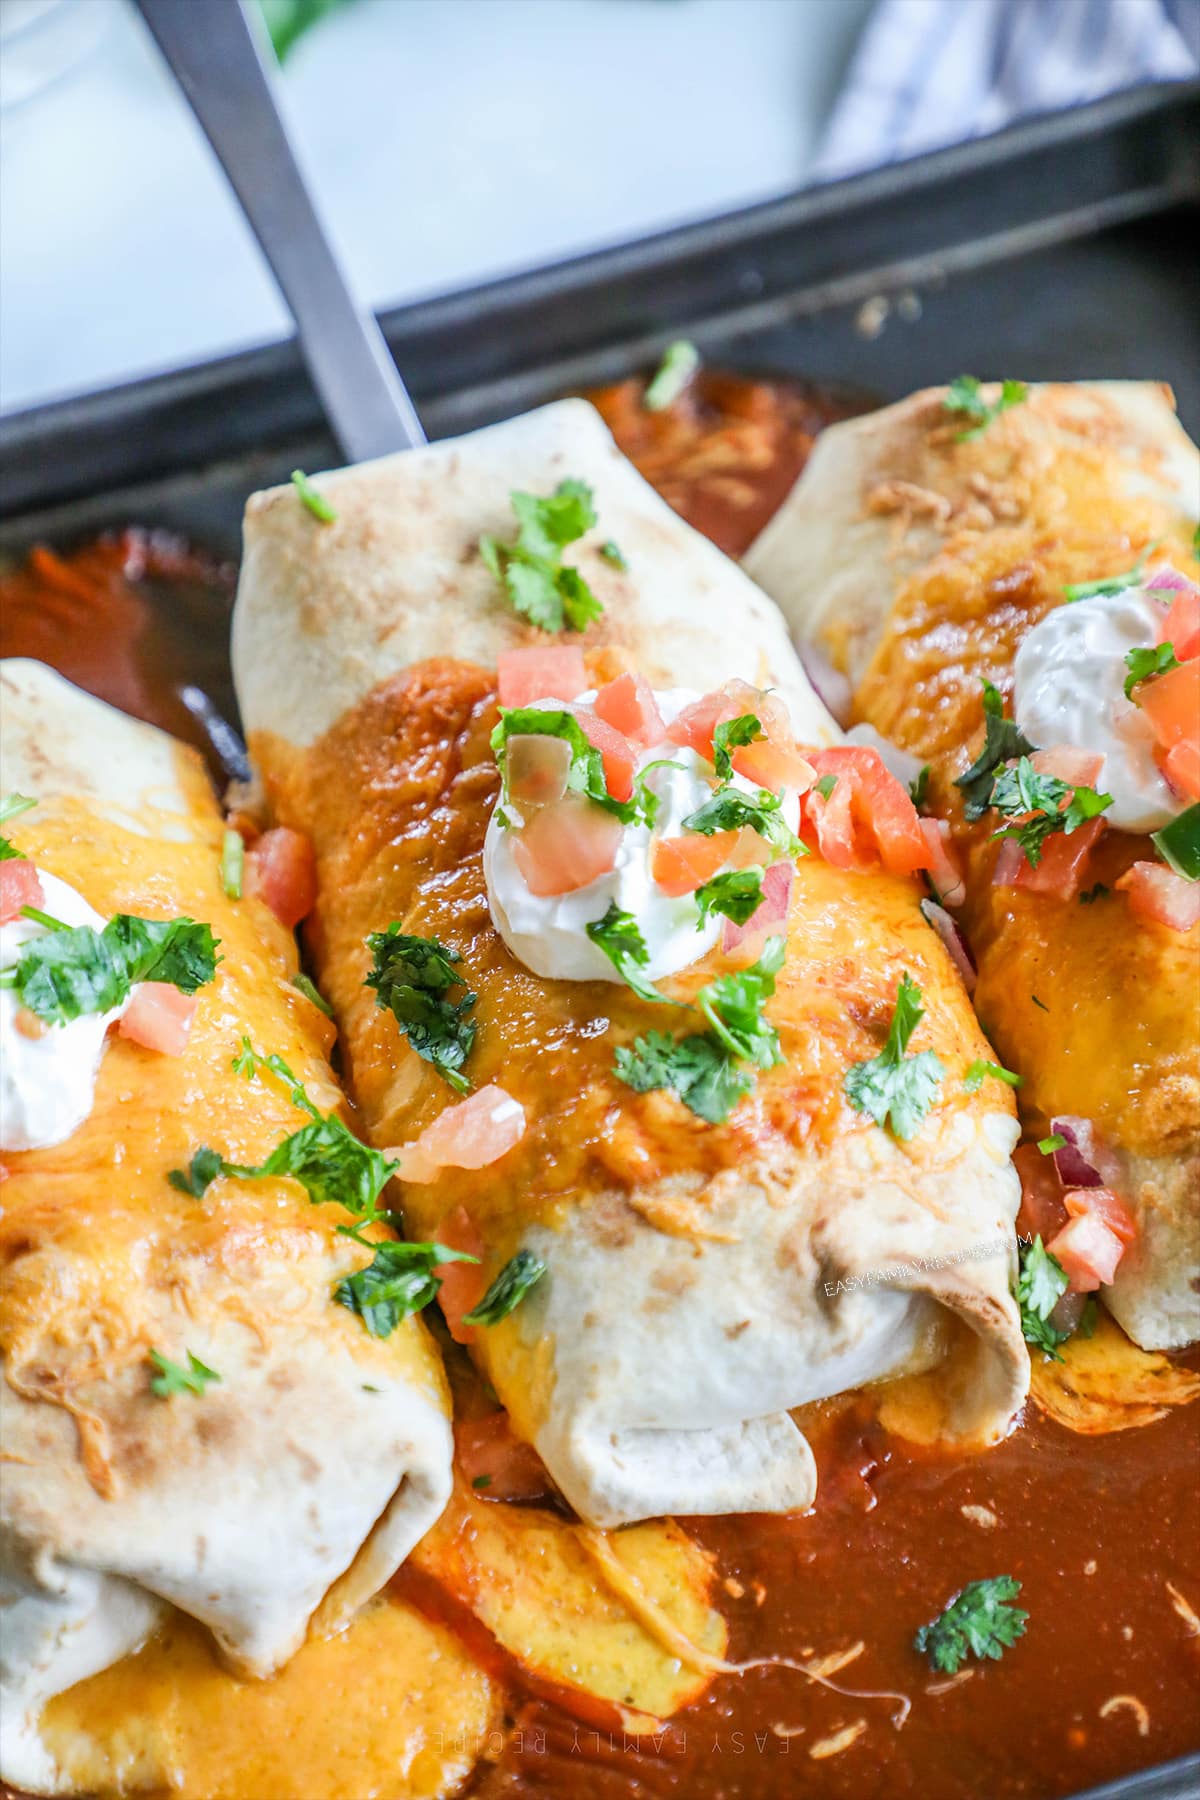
[0,661,452,1794]
[232,399,1029,1529]
[746,380,1200,1351]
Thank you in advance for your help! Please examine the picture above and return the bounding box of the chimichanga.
[232,399,1028,1530]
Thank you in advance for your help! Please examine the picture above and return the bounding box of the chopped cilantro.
[291,468,337,523]
[472,1473,493,1489]
[168,1146,225,1198]
[909,765,930,809]
[815,773,838,801]
[585,901,665,1004]
[1078,883,1109,904]
[844,971,944,1141]
[599,539,627,569]
[291,971,334,1016]
[0,914,218,1025]
[963,1058,1022,1093]
[1031,993,1049,1012]
[1063,540,1158,603]
[1015,1234,1070,1360]
[914,1577,1028,1673]
[480,479,602,633]
[366,927,477,1093]
[149,1348,221,1398]
[220,828,244,900]
[1124,641,1179,697]
[492,707,653,826]
[696,934,786,1070]
[988,756,1112,866]
[1038,1132,1066,1154]
[615,1029,751,1126]
[334,1238,477,1339]
[1077,1296,1100,1339]
[681,786,803,858]
[0,792,36,860]
[694,867,764,928]
[711,713,763,781]
[954,680,1037,820]
[1151,801,1200,881]
[643,339,701,411]
[463,1248,548,1326]
[942,375,1027,441]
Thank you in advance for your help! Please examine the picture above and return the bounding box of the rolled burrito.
[0,661,453,1795]
[746,380,1200,1350]
[233,398,1028,1530]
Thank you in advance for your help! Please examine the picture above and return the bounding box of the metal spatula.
[133,0,425,463]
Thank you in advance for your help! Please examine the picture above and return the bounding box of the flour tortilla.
[0,661,454,1795]
[233,400,1029,1528]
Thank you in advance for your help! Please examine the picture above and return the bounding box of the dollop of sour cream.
[485,687,801,984]
[0,871,126,1152]
[1013,586,1184,833]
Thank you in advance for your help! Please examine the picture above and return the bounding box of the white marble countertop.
[0,0,871,415]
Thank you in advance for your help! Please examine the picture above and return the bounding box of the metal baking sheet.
[1,76,1197,1800]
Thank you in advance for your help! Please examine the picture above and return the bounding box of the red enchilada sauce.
[1,373,1197,1800]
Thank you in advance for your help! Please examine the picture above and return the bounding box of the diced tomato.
[1137,656,1200,751]
[666,680,789,764]
[576,711,636,803]
[1013,817,1105,899]
[1046,1213,1126,1292]
[507,734,573,809]
[920,818,966,907]
[801,746,931,878]
[649,830,738,896]
[1161,740,1200,801]
[512,794,622,896]
[0,857,44,924]
[496,646,588,709]
[1030,747,1107,789]
[1063,1186,1138,1248]
[434,1205,486,1345]
[592,672,665,750]
[1014,1142,1070,1245]
[399,1086,526,1184]
[731,736,816,792]
[245,827,317,928]
[455,1411,555,1504]
[1157,586,1200,662]
[1115,860,1200,931]
[118,984,198,1057]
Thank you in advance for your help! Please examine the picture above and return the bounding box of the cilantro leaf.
[0,792,36,860]
[480,480,603,633]
[291,468,337,523]
[643,340,701,411]
[615,1029,752,1125]
[0,914,219,1025]
[149,1348,221,1398]
[1078,882,1109,904]
[1151,802,1200,881]
[942,376,1027,441]
[909,764,930,810]
[696,935,786,1070]
[1064,540,1159,603]
[988,756,1112,866]
[914,1577,1028,1674]
[585,901,666,1004]
[366,927,477,1093]
[291,971,334,1016]
[334,1239,477,1339]
[462,1248,547,1326]
[694,867,764,927]
[814,773,838,801]
[168,1146,225,1198]
[1015,1235,1070,1360]
[963,1058,1022,1093]
[711,714,763,781]
[954,680,1037,820]
[1124,641,1179,698]
[491,707,654,826]
[1038,1132,1066,1154]
[681,786,803,858]
[844,971,944,1140]
[599,539,627,569]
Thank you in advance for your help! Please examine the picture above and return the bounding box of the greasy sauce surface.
[3,372,1198,1800]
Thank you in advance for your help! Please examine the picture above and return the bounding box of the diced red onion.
[845,722,925,790]
[723,860,793,955]
[920,897,977,993]
[1051,1116,1121,1189]
[991,837,1024,888]
[1146,566,1197,598]
[798,641,853,727]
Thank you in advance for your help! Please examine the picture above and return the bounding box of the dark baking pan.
[1,75,1198,1800]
